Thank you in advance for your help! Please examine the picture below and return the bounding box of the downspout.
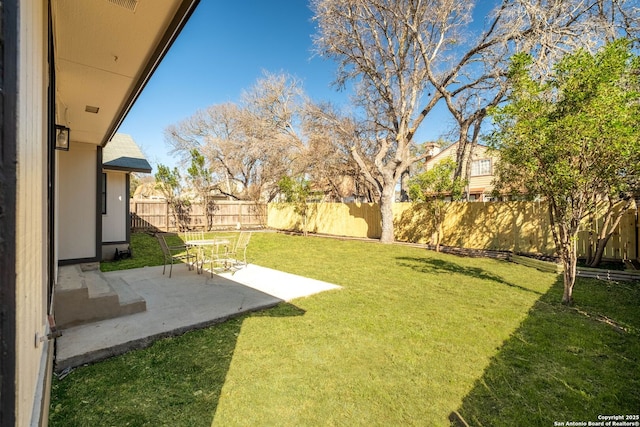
[47,0,57,310]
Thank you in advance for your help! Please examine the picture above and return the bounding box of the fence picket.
[130,200,267,232]
[267,201,638,262]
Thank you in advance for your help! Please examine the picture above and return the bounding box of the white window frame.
[471,159,492,176]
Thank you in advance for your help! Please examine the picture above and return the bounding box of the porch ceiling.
[52,0,199,146]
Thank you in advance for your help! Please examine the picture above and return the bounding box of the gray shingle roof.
[103,133,152,173]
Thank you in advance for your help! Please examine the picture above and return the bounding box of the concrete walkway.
[54,264,340,373]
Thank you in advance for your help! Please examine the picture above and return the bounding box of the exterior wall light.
[55,125,70,151]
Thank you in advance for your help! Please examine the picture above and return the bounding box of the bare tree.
[303,102,378,201]
[166,71,368,204]
[165,72,308,202]
[312,0,639,243]
[165,102,241,198]
[238,72,310,200]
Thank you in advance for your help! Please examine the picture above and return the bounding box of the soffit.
[52,0,194,145]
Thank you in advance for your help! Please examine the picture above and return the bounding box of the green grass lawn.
[99,232,177,272]
[50,232,640,426]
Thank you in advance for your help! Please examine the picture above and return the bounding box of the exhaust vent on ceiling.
[107,0,138,12]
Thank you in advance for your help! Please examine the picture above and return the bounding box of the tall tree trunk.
[435,222,443,252]
[379,185,396,243]
[453,114,483,186]
[561,256,577,305]
[589,238,609,267]
[559,224,579,305]
[586,212,595,264]
[399,168,410,202]
[352,145,398,243]
[454,132,469,182]
[588,200,631,267]
[549,201,579,305]
[433,201,445,252]
[302,209,308,237]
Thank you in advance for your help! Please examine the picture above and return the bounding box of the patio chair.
[157,233,195,278]
[182,230,204,242]
[223,231,251,270]
[200,239,232,277]
[182,231,205,270]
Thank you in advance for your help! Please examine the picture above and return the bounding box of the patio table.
[186,239,231,274]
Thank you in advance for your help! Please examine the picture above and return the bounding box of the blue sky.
[119,1,349,170]
[118,1,494,172]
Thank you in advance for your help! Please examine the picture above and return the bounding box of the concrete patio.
[54,263,341,373]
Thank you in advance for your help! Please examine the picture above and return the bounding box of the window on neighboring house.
[101,173,107,214]
[471,159,491,176]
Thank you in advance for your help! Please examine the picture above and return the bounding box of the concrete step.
[85,268,116,299]
[56,265,86,291]
[54,263,146,329]
[108,277,146,315]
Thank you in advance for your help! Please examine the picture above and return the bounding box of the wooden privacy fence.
[267,201,639,261]
[131,200,266,232]
[268,202,383,238]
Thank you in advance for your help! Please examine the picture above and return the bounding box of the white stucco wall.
[15,1,50,425]
[58,142,97,260]
[102,171,127,242]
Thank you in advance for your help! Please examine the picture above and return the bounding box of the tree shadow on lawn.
[49,302,306,427]
[397,256,544,296]
[450,277,640,427]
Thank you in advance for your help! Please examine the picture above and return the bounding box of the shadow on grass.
[49,302,305,427]
[450,278,640,427]
[397,256,544,296]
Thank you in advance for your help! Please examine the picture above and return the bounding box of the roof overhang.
[103,164,152,174]
[102,133,152,173]
[52,0,200,147]
[468,188,486,194]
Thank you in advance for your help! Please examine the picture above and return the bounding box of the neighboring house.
[423,142,499,201]
[0,1,199,426]
[102,133,152,260]
[133,181,167,200]
[309,175,357,202]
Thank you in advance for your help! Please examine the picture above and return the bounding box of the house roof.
[103,133,152,173]
[426,142,458,164]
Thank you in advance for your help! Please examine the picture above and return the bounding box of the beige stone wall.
[15,0,50,425]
